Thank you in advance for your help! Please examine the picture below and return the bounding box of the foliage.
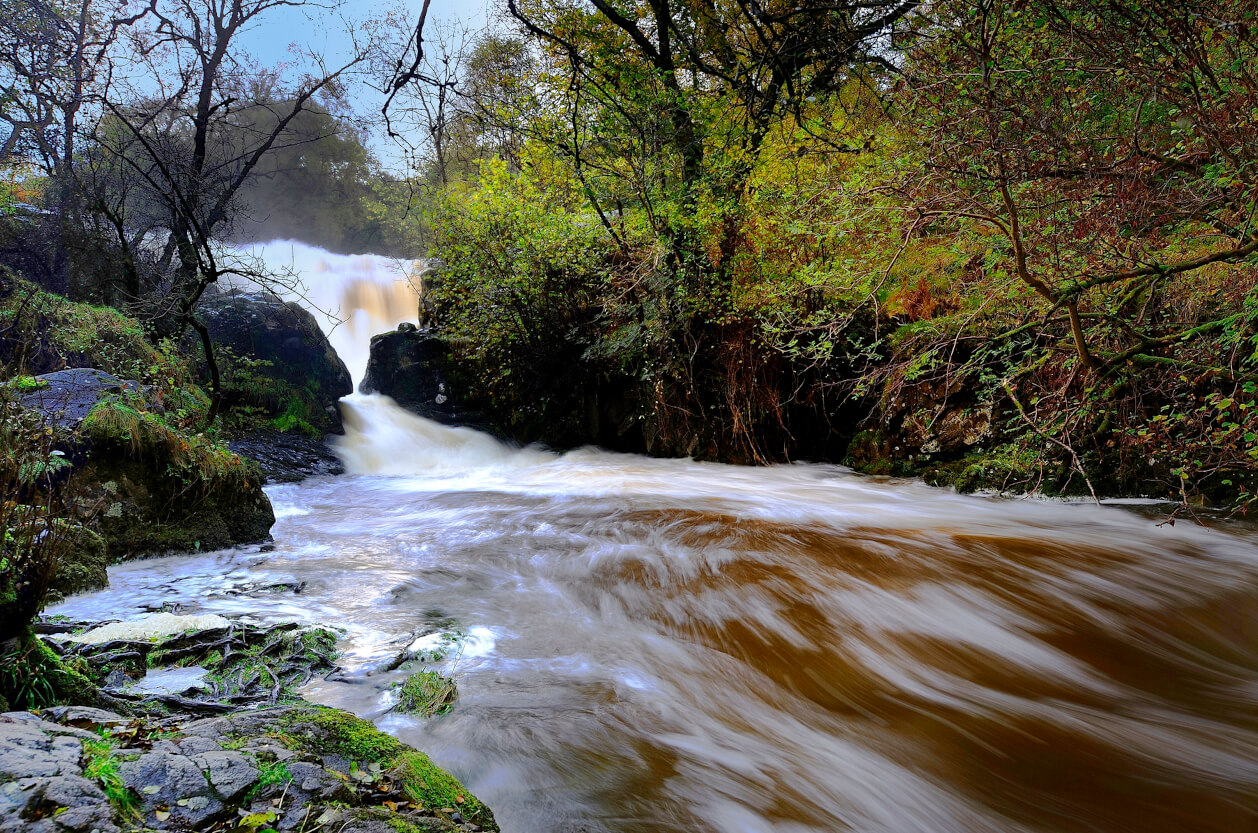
[0,385,91,643]
[417,0,1258,509]
[0,633,97,710]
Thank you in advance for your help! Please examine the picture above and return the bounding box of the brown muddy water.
[53,393,1258,833]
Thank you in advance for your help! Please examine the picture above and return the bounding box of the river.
[50,244,1258,833]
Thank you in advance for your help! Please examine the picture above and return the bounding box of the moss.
[0,276,166,381]
[920,442,1044,494]
[0,630,98,710]
[282,708,405,763]
[395,671,456,718]
[279,707,497,831]
[394,750,494,828]
[80,397,259,494]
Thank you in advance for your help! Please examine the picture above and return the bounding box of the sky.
[238,0,491,72]
[234,0,493,168]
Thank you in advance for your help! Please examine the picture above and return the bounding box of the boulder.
[195,289,351,433]
[360,327,480,426]
[16,368,140,428]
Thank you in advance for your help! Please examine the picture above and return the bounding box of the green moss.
[283,708,405,763]
[279,708,496,830]
[8,375,48,392]
[394,750,494,827]
[82,737,141,820]
[395,671,456,718]
[919,442,1044,494]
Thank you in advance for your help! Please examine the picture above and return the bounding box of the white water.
[226,240,421,387]
[49,244,1258,833]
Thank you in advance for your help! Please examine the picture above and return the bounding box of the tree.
[504,0,920,298]
[889,0,1258,498]
[88,0,378,422]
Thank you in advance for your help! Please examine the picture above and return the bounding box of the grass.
[394,671,456,718]
[81,737,141,820]
[244,758,293,802]
[80,397,258,492]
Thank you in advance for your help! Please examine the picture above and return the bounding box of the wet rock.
[118,750,226,827]
[0,775,120,833]
[190,750,258,802]
[36,706,130,731]
[0,717,85,780]
[360,329,482,426]
[16,368,140,428]
[0,704,498,833]
[228,428,344,483]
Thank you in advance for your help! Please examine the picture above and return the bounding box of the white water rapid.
[50,244,1258,833]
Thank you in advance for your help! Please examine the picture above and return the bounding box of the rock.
[0,702,498,833]
[0,776,120,833]
[15,368,141,428]
[45,528,108,601]
[78,449,275,560]
[195,289,352,433]
[360,328,481,426]
[12,367,277,562]
[36,706,129,730]
[118,750,226,827]
[228,428,344,483]
[0,717,85,781]
[190,750,259,802]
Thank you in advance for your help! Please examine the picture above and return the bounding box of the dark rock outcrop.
[16,369,141,428]
[196,288,352,432]
[360,326,479,426]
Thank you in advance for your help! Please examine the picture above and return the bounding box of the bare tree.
[88,0,378,422]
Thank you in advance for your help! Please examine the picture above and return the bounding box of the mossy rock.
[0,273,163,379]
[194,289,351,434]
[280,707,497,831]
[47,526,108,600]
[73,397,275,559]
[0,629,99,710]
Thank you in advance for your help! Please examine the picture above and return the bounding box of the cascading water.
[51,244,1258,833]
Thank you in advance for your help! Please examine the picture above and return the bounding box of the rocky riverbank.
[1,705,495,833]
[1,615,497,833]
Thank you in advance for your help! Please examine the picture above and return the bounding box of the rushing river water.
[50,244,1258,833]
